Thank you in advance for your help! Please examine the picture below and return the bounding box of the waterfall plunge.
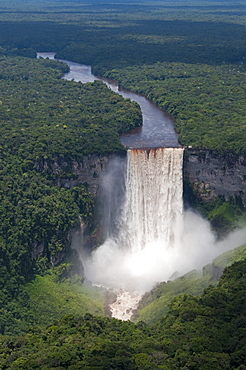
[83,147,246,320]
[118,148,184,253]
[84,148,186,318]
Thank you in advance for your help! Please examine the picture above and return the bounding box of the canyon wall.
[36,153,116,198]
[33,149,246,264]
[33,153,115,263]
[36,149,246,208]
[183,149,246,207]
[54,154,112,197]
[38,148,246,208]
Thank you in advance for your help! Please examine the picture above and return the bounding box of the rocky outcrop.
[36,153,123,198]
[183,149,246,207]
[36,149,246,207]
[203,262,224,281]
[32,148,245,268]
[55,155,111,198]
[32,153,123,267]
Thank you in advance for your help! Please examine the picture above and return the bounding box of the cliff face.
[33,149,246,266]
[36,153,117,198]
[183,149,246,207]
[33,153,117,265]
[37,149,246,207]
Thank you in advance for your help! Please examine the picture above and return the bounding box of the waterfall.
[84,145,246,320]
[108,147,184,319]
[38,53,246,320]
[118,147,184,253]
[84,147,185,320]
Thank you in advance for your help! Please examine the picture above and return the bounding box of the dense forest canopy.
[0,259,245,369]
[0,18,244,68]
[0,0,246,367]
[0,0,244,153]
[0,57,141,160]
[104,62,246,151]
[0,0,245,67]
[0,55,141,334]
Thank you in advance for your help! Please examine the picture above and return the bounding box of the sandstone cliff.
[183,149,246,207]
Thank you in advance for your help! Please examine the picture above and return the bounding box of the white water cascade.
[85,145,246,320]
[37,53,246,320]
[85,147,185,320]
[118,148,184,254]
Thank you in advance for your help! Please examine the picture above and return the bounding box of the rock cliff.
[183,149,246,207]
[36,149,246,208]
[36,153,118,198]
[33,149,246,266]
[33,153,118,264]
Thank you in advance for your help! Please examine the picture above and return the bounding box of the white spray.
[84,148,246,320]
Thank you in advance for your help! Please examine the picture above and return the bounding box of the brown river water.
[37,52,180,149]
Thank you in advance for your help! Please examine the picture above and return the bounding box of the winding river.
[37,52,180,149]
[36,52,183,319]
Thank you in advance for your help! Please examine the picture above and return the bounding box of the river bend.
[37,52,180,149]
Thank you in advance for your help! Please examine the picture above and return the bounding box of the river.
[36,52,180,149]
[36,52,181,320]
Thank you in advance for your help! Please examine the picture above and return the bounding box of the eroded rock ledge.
[36,149,246,206]
[36,153,118,198]
[183,149,246,207]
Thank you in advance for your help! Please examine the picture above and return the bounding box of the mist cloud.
[83,209,246,294]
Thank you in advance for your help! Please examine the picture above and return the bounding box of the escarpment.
[183,149,246,207]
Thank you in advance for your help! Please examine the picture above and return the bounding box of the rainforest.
[0,0,246,369]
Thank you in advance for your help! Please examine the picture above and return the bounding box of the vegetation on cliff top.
[0,2,245,366]
[104,62,246,151]
[0,55,141,333]
[0,56,141,160]
[0,0,245,153]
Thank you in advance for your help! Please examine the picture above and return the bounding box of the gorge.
[37,53,246,211]
[37,53,246,320]
[85,147,184,319]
